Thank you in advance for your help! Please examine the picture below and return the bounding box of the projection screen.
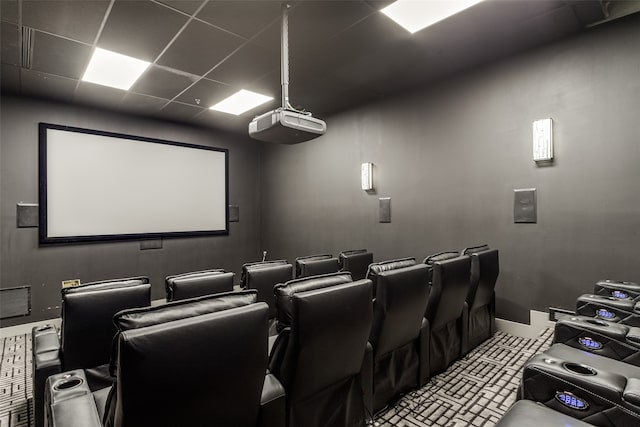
[39,123,228,243]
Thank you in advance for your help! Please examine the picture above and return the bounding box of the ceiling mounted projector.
[249,3,327,144]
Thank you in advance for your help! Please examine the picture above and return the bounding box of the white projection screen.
[39,123,228,243]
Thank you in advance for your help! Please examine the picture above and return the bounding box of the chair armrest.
[33,325,62,427]
[258,373,286,427]
[268,328,290,379]
[418,318,430,387]
[361,342,373,420]
[44,370,102,427]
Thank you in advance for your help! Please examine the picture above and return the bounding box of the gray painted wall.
[260,15,640,323]
[0,95,262,326]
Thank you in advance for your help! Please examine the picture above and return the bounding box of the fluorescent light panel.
[82,48,150,90]
[381,0,484,34]
[210,89,273,115]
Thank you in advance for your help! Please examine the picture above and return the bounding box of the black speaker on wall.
[514,189,537,223]
[379,198,391,223]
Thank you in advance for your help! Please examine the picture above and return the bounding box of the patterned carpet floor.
[0,328,553,427]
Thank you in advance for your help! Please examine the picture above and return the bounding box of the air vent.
[21,26,34,69]
[0,286,31,319]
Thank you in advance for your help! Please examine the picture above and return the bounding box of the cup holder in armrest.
[585,318,609,327]
[53,376,84,391]
[35,324,55,332]
[563,362,597,376]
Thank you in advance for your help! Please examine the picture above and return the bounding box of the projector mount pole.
[280,3,291,110]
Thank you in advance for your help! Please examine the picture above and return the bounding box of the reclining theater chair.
[575,278,640,326]
[553,315,640,367]
[241,260,293,319]
[424,253,472,376]
[496,400,593,427]
[32,277,151,427]
[165,268,234,301]
[367,263,430,413]
[294,254,340,278]
[520,342,640,426]
[44,291,285,427]
[461,245,500,353]
[269,272,373,427]
[338,249,373,281]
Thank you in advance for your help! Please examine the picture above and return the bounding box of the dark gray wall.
[0,95,262,326]
[261,15,640,323]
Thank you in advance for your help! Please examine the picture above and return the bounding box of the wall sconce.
[533,118,553,162]
[361,162,374,191]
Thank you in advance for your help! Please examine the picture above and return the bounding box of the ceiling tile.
[1,21,19,66]
[289,1,374,55]
[22,1,110,44]
[206,42,279,88]
[196,1,280,39]
[20,69,78,102]
[156,19,244,75]
[174,78,231,108]
[98,0,189,61]
[1,64,20,92]
[130,65,198,100]
[31,31,92,79]
[75,80,127,107]
[154,101,203,121]
[119,92,169,115]
[190,108,252,132]
[1,0,19,24]
[156,0,205,16]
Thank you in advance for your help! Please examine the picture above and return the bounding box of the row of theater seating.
[496,279,640,426]
[33,245,500,427]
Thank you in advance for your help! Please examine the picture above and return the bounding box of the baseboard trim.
[496,310,554,338]
[0,318,62,338]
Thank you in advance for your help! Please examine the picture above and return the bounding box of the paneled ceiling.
[1,0,637,135]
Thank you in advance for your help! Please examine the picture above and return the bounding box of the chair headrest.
[423,251,460,265]
[366,258,415,278]
[461,244,490,255]
[114,290,258,331]
[274,272,353,330]
[241,260,290,286]
[62,276,149,296]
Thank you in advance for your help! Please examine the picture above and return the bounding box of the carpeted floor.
[0,329,553,427]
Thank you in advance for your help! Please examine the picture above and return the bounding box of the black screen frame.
[39,122,229,244]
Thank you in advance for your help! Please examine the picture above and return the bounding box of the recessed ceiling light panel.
[381,0,484,34]
[82,48,150,90]
[210,89,273,115]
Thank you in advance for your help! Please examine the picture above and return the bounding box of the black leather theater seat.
[44,291,285,427]
[32,277,151,427]
[553,315,640,366]
[424,253,471,376]
[520,343,640,426]
[461,246,499,353]
[270,272,373,427]
[594,279,640,300]
[576,293,640,326]
[496,400,593,427]
[241,260,293,319]
[294,254,340,278]
[165,268,234,301]
[368,263,430,413]
[338,249,373,281]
